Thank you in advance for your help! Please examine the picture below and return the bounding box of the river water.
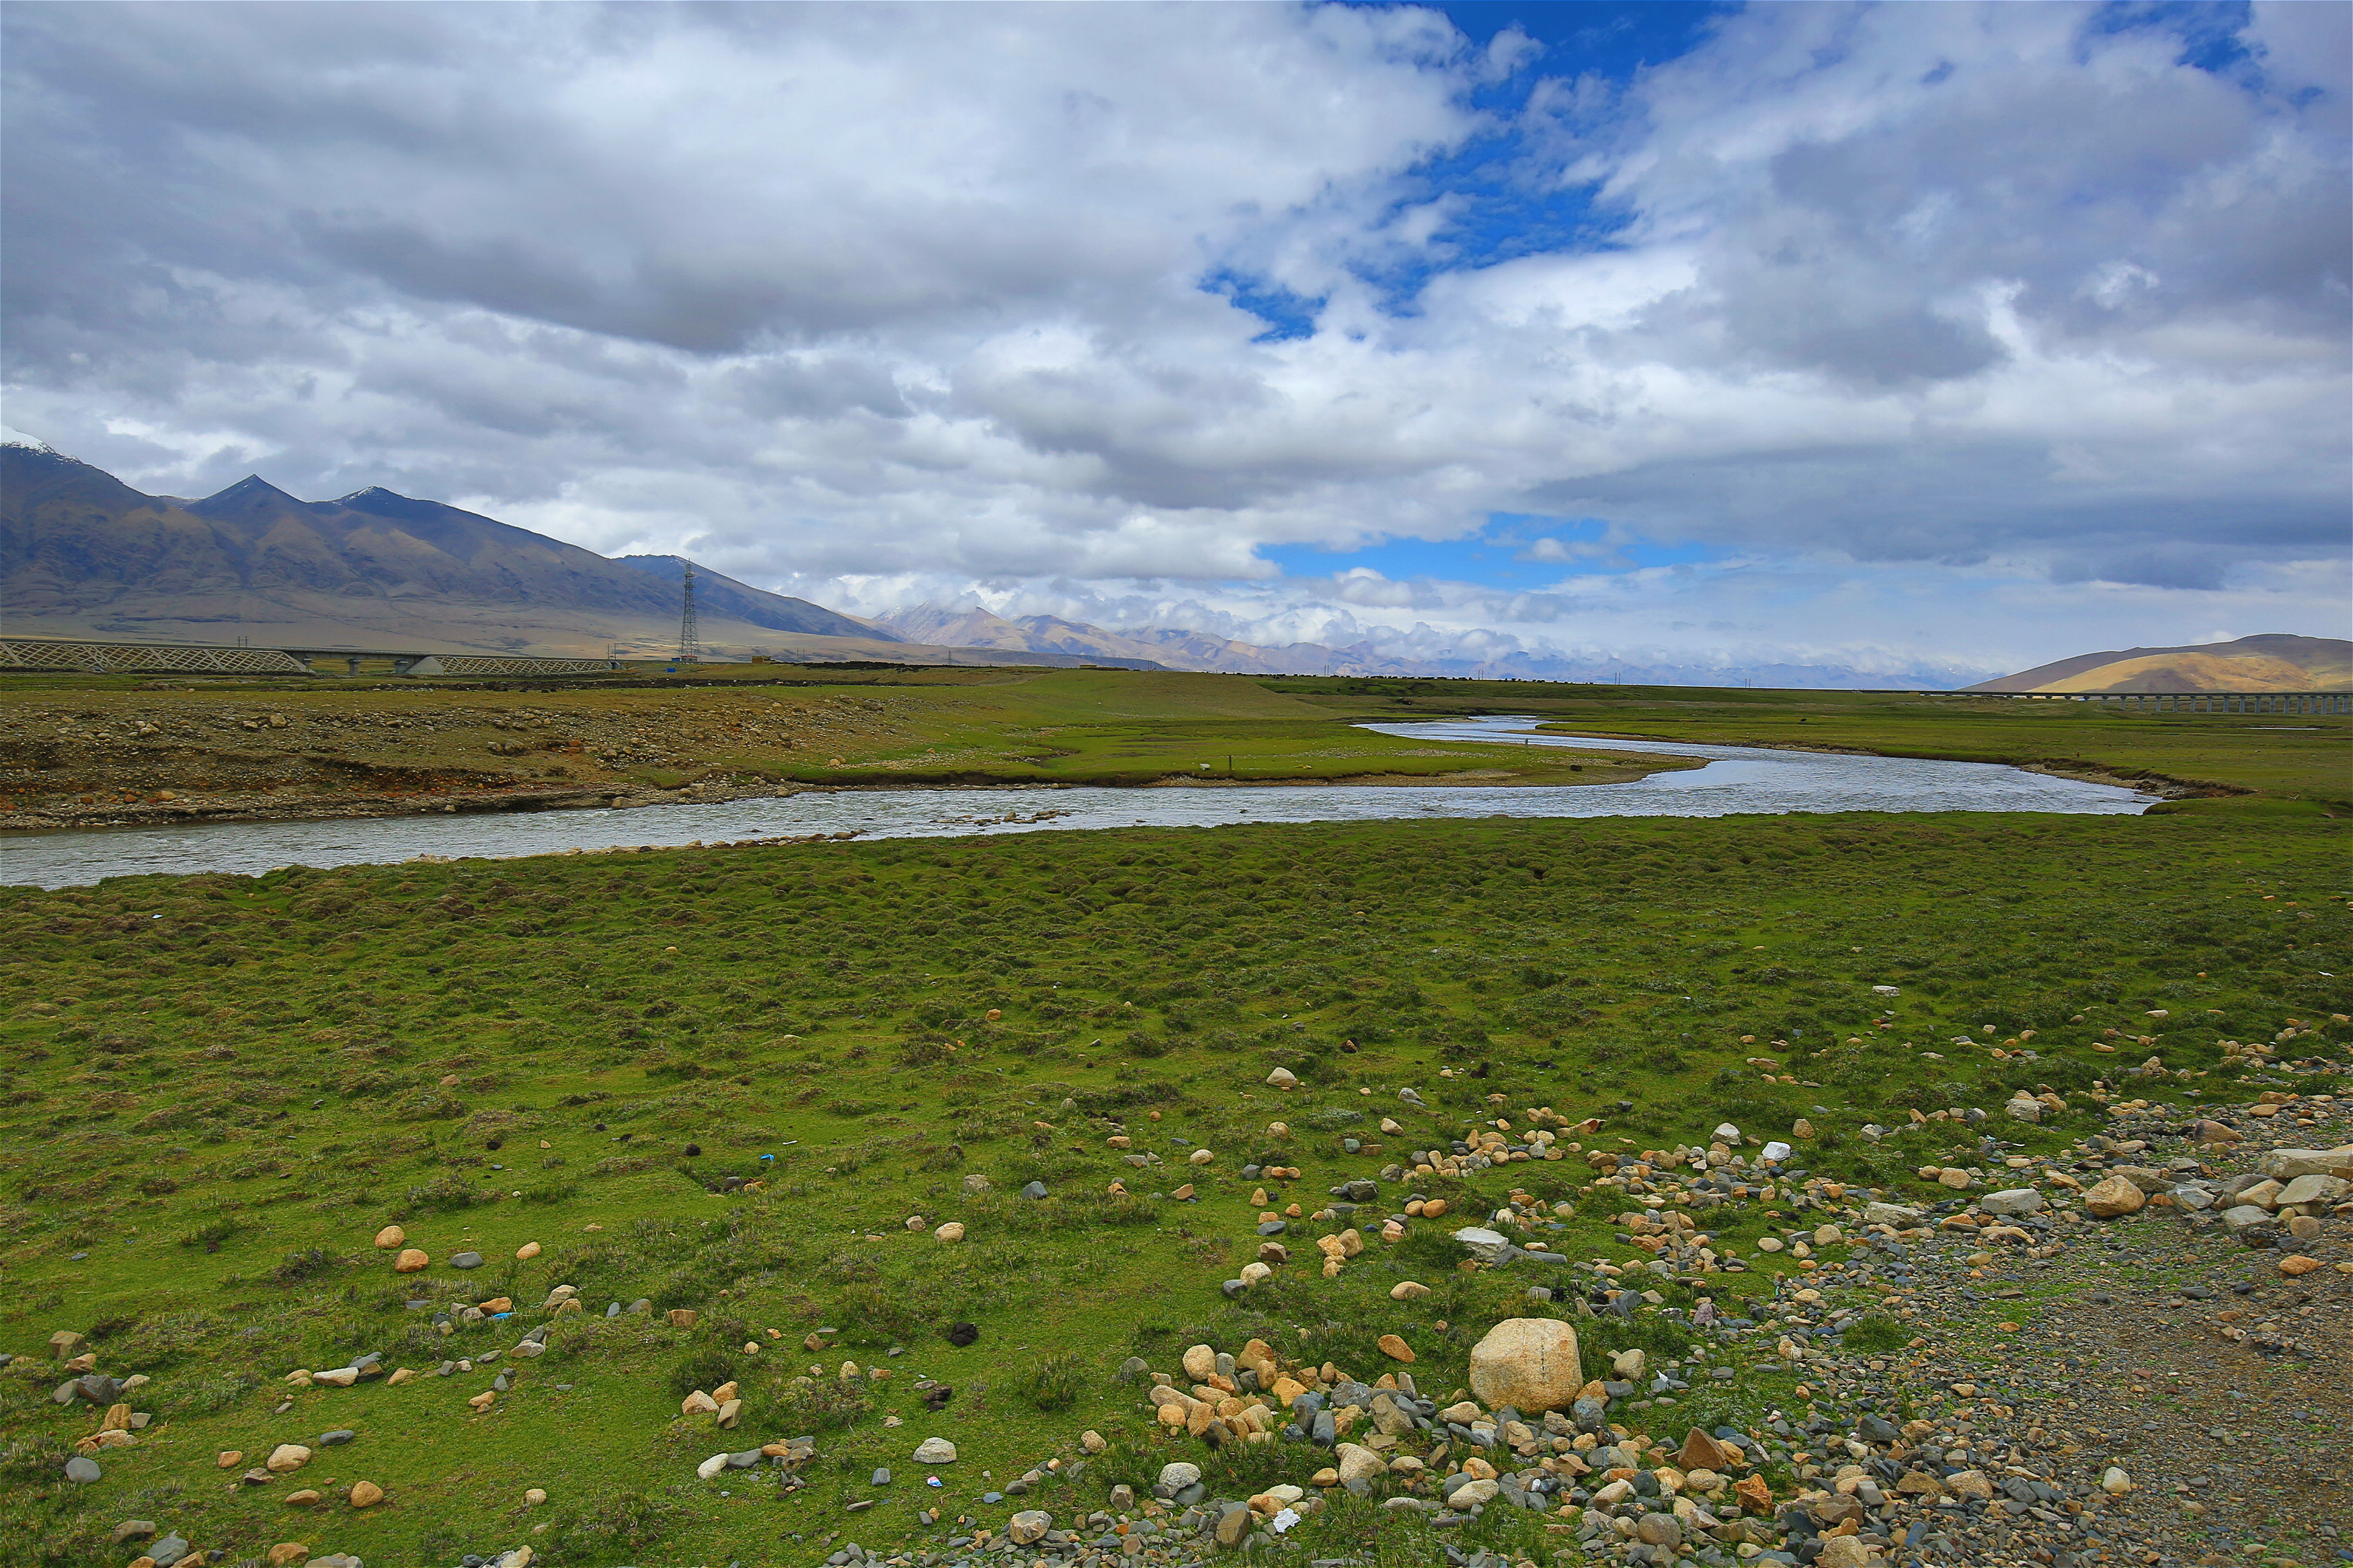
[1,716,2155,889]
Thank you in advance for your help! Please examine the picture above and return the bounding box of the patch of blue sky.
[1432,0,1733,84]
[2083,1,2254,77]
[1201,265,1324,342]
[1215,3,1735,328]
[1259,514,1719,588]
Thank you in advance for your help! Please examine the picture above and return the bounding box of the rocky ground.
[771,1090,2350,1568]
[61,1091,2331,1568]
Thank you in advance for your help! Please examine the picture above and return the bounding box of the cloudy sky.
[5,1,2346,679]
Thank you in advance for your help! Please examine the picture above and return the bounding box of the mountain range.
[4,442,2340,691]
[0,444,1135,667]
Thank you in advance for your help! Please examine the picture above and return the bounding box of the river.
[1,716,2155,889]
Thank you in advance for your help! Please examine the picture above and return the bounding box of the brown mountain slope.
[1968,634,2351,693]
[0,443,907,657]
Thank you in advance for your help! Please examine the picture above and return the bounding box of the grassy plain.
[3,808,2347,1565]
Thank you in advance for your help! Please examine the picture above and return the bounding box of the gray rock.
[961,1173,992,1194]
[628,1298,651,1314]
[1451,1226,1513,1265]
[1340,1178,1378,1202]
[1979,1189,2043,1216]
[2277,1173,2351,1209]
[318,1429,356,1446]
[606,1301,622,1317]
[1156,1461,1200,1496]
[1570,1397,1607,1434]
[1019,1181,1048,1201]
[73,1373,124,1404]
[147,1535,191,1567]
[1257,1221,1287,1237]
[450,1251,485,1269]
[2221,1204,2278,1236]
[912,1438,957,1464]
[65,1456,101,1483]
[2260,1148,2353,1182]
[726,1450,764,1469]
[871,1468,891,1487]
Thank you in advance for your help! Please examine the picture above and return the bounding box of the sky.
[3,0,2346,682]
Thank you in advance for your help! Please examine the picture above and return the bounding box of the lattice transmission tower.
[676,557,700,663]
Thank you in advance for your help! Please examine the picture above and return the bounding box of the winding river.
[2,716,2156,889]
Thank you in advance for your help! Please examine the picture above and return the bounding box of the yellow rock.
[348,1480,383,1508]
[265,1444,311,1473]
[514,1241,541,1261]
[217,1451,244,1469]
[1390,1280,1431,1301]
[2083,1175,2146,1218]
[267,1544,309,1567]
[373,1225,405,1249]
[393,1248,430,1274]
[1376,1334,1414,1363]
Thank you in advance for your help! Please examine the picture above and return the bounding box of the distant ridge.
[0,443,1122,668]
[1966,634,2352,694]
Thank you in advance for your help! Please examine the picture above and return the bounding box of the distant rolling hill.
[0,442,1135,669]
[875,604,1429,677]
[1968,634,2352,694]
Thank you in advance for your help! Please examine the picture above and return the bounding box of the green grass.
[1,811,2346,1564]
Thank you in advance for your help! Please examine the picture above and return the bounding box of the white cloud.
[2,1,2342,677]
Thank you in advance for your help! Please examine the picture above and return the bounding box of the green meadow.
[3,800,2347,1565]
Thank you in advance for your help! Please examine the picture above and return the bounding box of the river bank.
[0,753,1698,836]
[1527,725,2246,802]
[3,727,2154,889]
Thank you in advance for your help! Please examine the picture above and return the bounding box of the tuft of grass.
[1012,1351,1086,1412]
